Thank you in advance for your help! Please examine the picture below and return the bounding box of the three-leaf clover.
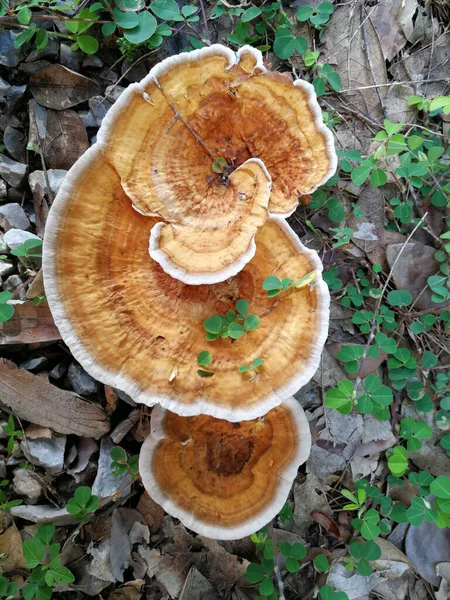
[66,486,100,522]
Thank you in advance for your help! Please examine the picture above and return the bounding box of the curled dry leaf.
[311,510,341,538]
[0,358,109,439]
[30,64,100,110]
[43,109,89,170]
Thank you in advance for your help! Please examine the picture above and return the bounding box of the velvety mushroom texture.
[44,146,329,421]
[139,398,311,539]
[96,44,336,283]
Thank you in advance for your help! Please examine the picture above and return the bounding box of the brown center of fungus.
[206,434,254,476]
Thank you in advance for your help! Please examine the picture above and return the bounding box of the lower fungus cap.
[43,147,330,421]
[139,398,311,540]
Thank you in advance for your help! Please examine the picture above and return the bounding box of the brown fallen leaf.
[369,0,407,61]
[137,491,165,530]
[323,4,388,120]
[30,64,100,110]
[108,582,143,600]
[311,511,341,538]
[0,524,26,572]
[0,358,109,439]
[44,109,89,170]
[32,181,49,238]
[26,270,45,300]
[0,301,60,345]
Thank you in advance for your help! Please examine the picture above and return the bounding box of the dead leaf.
[30,64,100,110]
[109,582,143,600]
[405,520,450,586]
[370,0,407,61]
[137,492,165,529]
[0,524,26,572]
[294,474,332,536]
[26,270,45,300]
[0,301,61,345]
[311,511,341,538]
[25,424,53,439]
[323,4,388,119]
[180,567,215,600]
[0,358,109,439]
[32,181,49,238]
[43,109,89,170]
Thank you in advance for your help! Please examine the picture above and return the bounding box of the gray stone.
[3,229,42,269]
[4,126,26,162]
[49,359,70,381]
[110,409,140,444]
[4,275,27,300]
[13,468,43,503]
[4,85,27,114]
[0,78,11,102]
[28,169,67,197]
[60,43,81,71]
[0,260,14,278]
[105,85,125,103]
[113,388,137,407]
[0,115,20,132]
[0,203,30,232]
[0,179,6,199]
[78,110,97,128]
[22,434,66,474]
[19,356,49,373]
[0,155,27,188]
[0,237,7,253]
[67,362,98,396]
[0,31,24,67]
[11,504,76,525]
[83,54,103,69]
[88,96,112,127]
[386,243,446,310]
[92,436,132,500]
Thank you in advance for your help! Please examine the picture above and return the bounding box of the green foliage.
[2,415,21,455]
[0,574,18,600]
[399,418,432,451]
[66,486,100,522]
[296,2,334,29]
[387,446,408,477]
[262,271,316,297]
[345,540,381,576]
[0,478,23,512]
[203,299,260,341]
[22,523,74,600]
[10,238,43,258]
[109,447,139,478]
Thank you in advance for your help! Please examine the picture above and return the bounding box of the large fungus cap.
[139,398,311,539]
[43,147,329,421]
[96,44,336,283]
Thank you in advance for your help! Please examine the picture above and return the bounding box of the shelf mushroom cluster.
[43,45,337,539]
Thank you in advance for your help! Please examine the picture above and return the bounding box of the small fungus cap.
[43,148,330,421]
[96,44,336,283]
[139,398,311,540]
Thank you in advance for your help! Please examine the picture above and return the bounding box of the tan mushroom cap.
[43,147,329,421]
[148,158,271,284]
[139,398,311,539]
[96,44,336,282]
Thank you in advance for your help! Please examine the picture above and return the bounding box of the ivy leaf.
[387,289,412,307]
[150,0,180,20]
[244,314,260,331]
[197,350,213,367]
[124,11,157,43]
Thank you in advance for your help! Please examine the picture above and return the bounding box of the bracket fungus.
[139,398,311,540]
[43,147,330,422]
[94,44,336,284]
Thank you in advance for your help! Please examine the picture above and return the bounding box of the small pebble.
[0,203,30,232]
[19,356,49,373]
[67,361,98,396]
